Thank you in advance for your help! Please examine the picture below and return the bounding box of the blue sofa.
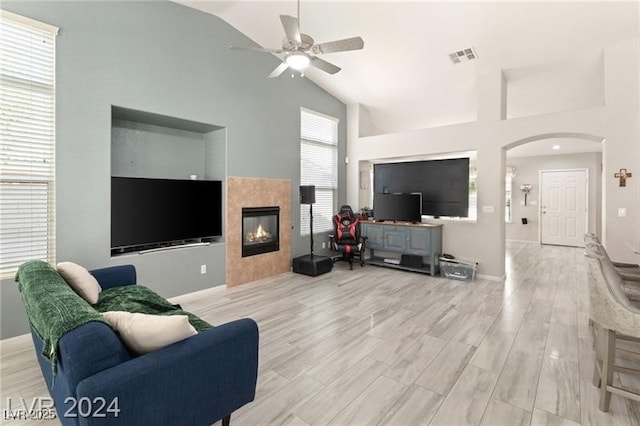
[18,262,259,425]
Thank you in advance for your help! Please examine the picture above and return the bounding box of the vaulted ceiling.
[176,1,638,155]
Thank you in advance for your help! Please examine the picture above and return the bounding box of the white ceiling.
[176,0,637,157]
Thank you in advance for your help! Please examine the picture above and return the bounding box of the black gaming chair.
[329,205,366,269]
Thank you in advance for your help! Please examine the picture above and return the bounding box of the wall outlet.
[200,264,207,274]
[322,242,326,249]
[618,208,627,217]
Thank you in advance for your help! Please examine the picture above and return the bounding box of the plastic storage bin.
[440,257,478,281]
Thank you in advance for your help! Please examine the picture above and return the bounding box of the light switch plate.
[530,200,537,206]
[482,205,495,214]
[618,208,627,217]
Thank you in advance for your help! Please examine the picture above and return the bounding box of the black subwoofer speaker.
[293,255,333,276]
[300,185,316,204]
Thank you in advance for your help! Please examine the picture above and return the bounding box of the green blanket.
[15,260,108,373]
[94,285,212,332]
[15,260,211,376]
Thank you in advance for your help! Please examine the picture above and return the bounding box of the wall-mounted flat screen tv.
[374,158,469,217]
[373,193,422,222]
[111,177,223,254]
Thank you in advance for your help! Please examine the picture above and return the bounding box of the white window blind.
[300,109,338,235]
[0,11,58,277]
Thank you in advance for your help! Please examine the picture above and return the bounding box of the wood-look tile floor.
[3,242,640,425]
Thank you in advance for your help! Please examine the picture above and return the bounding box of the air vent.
[449,47,478,64]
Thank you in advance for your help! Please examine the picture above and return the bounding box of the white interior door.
[540,169,588,247]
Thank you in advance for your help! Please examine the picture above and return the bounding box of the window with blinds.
[0,11,58,277]
[300,108,338,235]
[505,166,516,223]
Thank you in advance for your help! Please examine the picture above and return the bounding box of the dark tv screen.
[373,193,422,222]
[111,177,222,251]
[374,158,469,217]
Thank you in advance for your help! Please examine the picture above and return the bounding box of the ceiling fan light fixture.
[285,51,310,70]
[231,10,362,78]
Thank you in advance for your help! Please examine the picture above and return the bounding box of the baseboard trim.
[506,239,538,244]
[0,332,32,344]
[476,273,506,282]
[167,283,226,303]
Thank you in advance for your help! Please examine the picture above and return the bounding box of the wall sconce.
[520,184,532,206]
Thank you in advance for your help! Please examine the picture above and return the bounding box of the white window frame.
[505,166,516,223]
[468,166,478,220]
[300,108,338,236]
[0,10,58,278]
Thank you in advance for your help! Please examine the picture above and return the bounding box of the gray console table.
[361,221,443,275]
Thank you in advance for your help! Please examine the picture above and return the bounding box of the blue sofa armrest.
[35,323,131,424]
[74,318,259,426]
[58,323,131,386]
[90,265,136,290]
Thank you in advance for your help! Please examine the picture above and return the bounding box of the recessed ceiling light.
[552,145,560,150]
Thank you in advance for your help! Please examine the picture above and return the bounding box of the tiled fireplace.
[226,177,291,287]
[242,206,280,257]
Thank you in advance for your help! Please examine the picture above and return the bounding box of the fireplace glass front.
[242,206,280,257]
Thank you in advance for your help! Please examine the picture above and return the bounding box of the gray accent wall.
[1,1,346,338]
[111,120,209,179]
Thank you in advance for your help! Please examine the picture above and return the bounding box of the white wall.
[347,37,640,279]
[601,38,640,261]
[505,152,602,242]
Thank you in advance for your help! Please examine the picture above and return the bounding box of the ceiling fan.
[229,3,364,78]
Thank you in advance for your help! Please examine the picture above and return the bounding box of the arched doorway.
[502,133,604,249]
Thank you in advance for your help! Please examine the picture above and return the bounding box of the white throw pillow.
[57,261,102,304]
[102,311,197,354]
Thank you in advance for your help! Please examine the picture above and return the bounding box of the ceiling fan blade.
[268,62,289,78]
[229,45,283,54]
[310,56,341,75]
[314,36,364,54]
[280,15,301,43]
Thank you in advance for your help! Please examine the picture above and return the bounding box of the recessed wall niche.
[111,106,226,181]
[110,106,227,254]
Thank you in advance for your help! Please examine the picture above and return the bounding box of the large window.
[0,11,58,277]
[300,108,338,235]
[505,166,516,223]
